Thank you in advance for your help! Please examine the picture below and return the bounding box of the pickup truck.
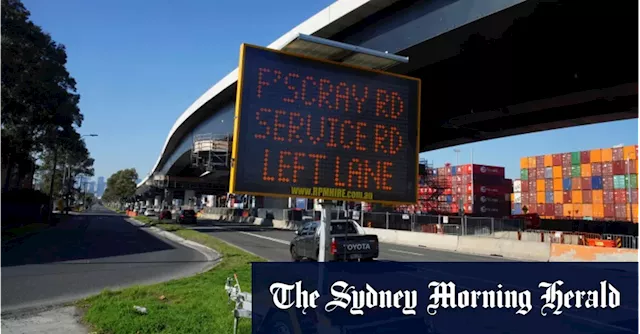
[290,219,379,262]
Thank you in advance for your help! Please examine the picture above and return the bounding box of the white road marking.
[389,249,424,257]
[239,231,290,245]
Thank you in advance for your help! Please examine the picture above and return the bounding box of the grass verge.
[78,217,265,334]
[2,222,50,245]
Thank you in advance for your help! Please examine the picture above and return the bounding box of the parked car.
[290,219,379,262]
[138,207,146,215]
[159,209,172,220]
[175,209,197,224]
[144,208,156,216]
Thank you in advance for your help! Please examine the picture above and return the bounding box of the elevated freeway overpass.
[136,0,638,205]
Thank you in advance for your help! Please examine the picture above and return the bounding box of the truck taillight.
[330,238,337,255]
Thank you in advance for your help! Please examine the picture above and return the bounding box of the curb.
[126,218,222,273]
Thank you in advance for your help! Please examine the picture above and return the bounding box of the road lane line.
[389,249,424,257]
[239,231,290,245]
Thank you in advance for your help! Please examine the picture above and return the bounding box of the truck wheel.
[290,246,301,262]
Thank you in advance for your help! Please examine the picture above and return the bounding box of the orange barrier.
[549,243,638,262]
[585,238,616,248]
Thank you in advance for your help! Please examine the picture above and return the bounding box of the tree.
[1,0,86,190]
[102,169,138,204]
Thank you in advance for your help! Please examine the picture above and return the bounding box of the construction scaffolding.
[191,133,232,172]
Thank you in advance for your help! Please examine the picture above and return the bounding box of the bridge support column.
[154,196,161,208]
[184,190,195,208]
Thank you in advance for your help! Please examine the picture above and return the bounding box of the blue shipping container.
[450,167,457,176]
[591,176,603,190]
[544,167,553,179]
[545,191,554,203]
[563,178,572,191]
[446,195,452,203]
[512,203,522,215]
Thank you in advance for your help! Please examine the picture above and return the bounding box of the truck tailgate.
[333,235,379,260]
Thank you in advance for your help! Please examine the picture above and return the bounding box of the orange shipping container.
[582,204,593,217]
[553,190,563,204]
[592,190,603,204]
[601,148,613,162]
[552,166,562,178]
[573,204,583,217]
[592,203,604,218]
[623,145,637,160]
[581,163,592,177]
[553,178,563,191]
[536,179,545,191]
[632,204,638,223]
[562,203,573,217]
[544,155,553,167]
[590,149,602,163]
[520,157,529,169]
[537,191,546,204]
[528,156,537,168]
[572,190,583,203]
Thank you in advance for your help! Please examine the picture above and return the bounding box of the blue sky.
[23,0,638,181]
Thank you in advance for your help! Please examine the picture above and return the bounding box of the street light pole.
[626,154,632,222]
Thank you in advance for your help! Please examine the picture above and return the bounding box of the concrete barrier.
[549,243,638,262]
[456,236,551,261]
[363,228,459,252]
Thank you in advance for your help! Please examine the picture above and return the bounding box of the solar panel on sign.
[229,44,421,205]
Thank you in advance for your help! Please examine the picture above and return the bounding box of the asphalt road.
[190,222,508,262]
[1,204,208,313]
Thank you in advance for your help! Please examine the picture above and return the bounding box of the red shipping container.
[591,162,602,176]
[562,166,572,178]
[580,151,591,164]
[602,162,613,176]
[603,176,614,190]
[536,156,544,168]
[612,147,624,161]
[503,178,513,190]
[461,174,470,184]
[571,177,582,190]
[552,154,562,166]
[624,159,638,173]
[581,177,592,190]
[528,168,537,180]
[521,181,530,192]
[604,204,615,218]
[466,164,505,178]
[631,189,638,203]
[562,153,572,166]
[455,165,465,175]
[582,190,593,204]
[536,167,545,179]
[614,204,626,219]
[563,191,572,203]
[603,190,614,204]
[544,203,554,216]
[545,179,554,191]
[612,161,625,175]
[536,204,545,215]
[437,167,446,176]
[554,203,564,216]
[528,180,536,193]
[614,189,627,203]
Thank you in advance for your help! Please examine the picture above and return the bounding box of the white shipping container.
[514,192,522,204]
[513,180,522,193]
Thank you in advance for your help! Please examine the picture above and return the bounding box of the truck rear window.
[330,221,358,234]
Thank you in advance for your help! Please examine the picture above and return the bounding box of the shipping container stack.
[512,145,639,223]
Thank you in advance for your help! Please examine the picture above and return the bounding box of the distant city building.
[87,181,96,194]
[97,176,106,197]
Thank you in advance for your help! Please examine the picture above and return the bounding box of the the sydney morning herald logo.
[269,280,620,316]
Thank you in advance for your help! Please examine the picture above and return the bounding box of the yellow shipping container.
[572,190,583,203]
[553,178,563,191]
[581,163,591,177]
[520,157,529,169]
[537,191,546,204]
[528,156,537,168]
[582,204,593,217]
[623,145,637,160]
[590,149,602,163]
[544,155,553,167]
[553,190,563,204]
[562,203,573,217]
[592,190,603,204]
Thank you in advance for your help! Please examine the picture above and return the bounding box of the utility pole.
[626,154,632,222]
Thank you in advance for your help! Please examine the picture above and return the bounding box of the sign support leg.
[318,200,333,262]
